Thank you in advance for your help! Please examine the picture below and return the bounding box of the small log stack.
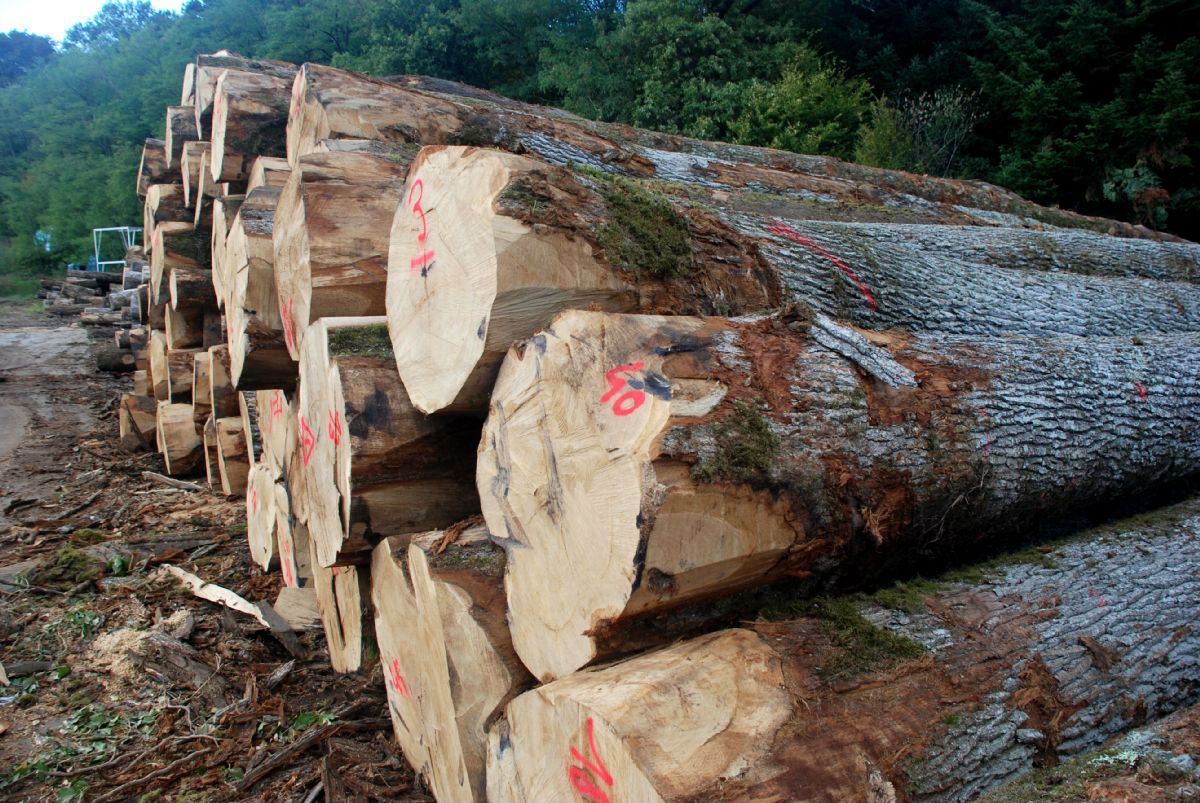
[107,53,1200,803]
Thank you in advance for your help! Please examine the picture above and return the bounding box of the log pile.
[106,52,1200,803]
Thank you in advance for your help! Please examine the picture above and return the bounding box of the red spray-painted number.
[567,717,613,803]
[280,531,294,586]
[1134,381,1148,400]
[767,222,878,311]
[408,179,436,274]
[268,390,284,432]
[388,658,410,699]
[250,487,258,513]
[1089,588,1108,609]
[327,410,342,445]
[299,415,316,466]
[600,361,647,417]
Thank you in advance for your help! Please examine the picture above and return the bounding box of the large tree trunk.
[210,194,245,309]
[191,352,213,424]
[181,141,211,207]
[150,227,209,302]
[742,218,1200,332]
[118,393,157,452]
[478,309,1200,681]
[298,317,480,567]
[308,536,370,673]
[273,150,411,360]
[488,496,1200,803]
[206,344,240,417]
[191,52,296,139]
[215,416,250,496]
[287,64,1172,241]
[372,525,531,803]
[163,347,201,403]
[385,145,779,414]
[156,401,203,476]
[246,156,291,191]
[210,70,292,182]
[163,105,198,171]
[137,138,177,197]
[144,184,192,246]
[165,303,204,349]
[224,187,297,390]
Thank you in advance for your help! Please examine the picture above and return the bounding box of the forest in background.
[0,0,1197,294]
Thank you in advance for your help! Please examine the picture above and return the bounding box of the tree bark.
[216,416,250,496]
[224,187,297,390]
[156,401,203,476]
[181,141,211,207]
[298,317,480,568]
[372,524,531,803]
[488,496,1200,803]
[210,70,293,183]
[137,138,177,198]
[385,145,780,414]
[273,150,412,360]
[478,309,1200,681]
[742,218,1200,333]
[96,347,135,372]
[191,52,296,139]
[163,105,198,171]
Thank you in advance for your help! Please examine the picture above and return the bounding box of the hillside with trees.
[0,0,1197,293]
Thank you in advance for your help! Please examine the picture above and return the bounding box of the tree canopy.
[0,0,1196,285]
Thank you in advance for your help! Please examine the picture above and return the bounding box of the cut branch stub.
[478,309,1200,681]
[273,151,411,360]
[299,317,481,567]
[386,146,637,414]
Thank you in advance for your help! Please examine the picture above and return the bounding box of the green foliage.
[692,401,780,483]
[34,546,105,586]
[855,98,914,171]
[327,324,394,358]
[733,46,873,160]
[592,174,692,279]
[0,31,54,87]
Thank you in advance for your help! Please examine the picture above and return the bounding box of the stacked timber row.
[113,52,1200,803]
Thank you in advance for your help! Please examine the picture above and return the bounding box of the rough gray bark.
[737,217,1200,335]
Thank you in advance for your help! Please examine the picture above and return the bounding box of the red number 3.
[600,361,647,416]
[408,179,436,273]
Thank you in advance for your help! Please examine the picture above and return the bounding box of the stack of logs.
[116,50,1200,803]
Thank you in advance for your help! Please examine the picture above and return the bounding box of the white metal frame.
[92,226,142,272]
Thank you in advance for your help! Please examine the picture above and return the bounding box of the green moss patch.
[328,324,393,359]
[582,170,692,280]
[692,401,780,483]
[33,546,104,586]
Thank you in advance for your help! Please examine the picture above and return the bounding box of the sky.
[0,0,184,41]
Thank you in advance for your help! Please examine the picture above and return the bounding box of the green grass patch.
[328,324,393,359]
[0,274,40,298]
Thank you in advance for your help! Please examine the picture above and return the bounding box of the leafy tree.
[0,32,54,87]
[63,1,166,49]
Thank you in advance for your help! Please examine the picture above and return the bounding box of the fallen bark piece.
[298,317,480,567]
[372,525,530,803]
[141,471,203,492]
[274,150,411,360]
[162,564,274,628]
[386,145,780,414]
[478,309,1200,680]
[490,496,1200,803]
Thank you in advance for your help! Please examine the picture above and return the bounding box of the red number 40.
[600,362,647,416]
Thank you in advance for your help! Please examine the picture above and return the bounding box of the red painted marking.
[1089,588,1107,609]
[281,297,297,352]
[281,535,294,586]
[767,222,877,310]
[268,390,284,433]
[407,179,435,273]
[1134,381,1148,400]
[388,658,410,699]
[299,414,316,466]
[567,717,613,803]
[599,361,647,417]
[327,410,342,445]
[250,487,258,513]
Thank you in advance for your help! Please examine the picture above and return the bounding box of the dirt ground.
[0,303,421,803]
